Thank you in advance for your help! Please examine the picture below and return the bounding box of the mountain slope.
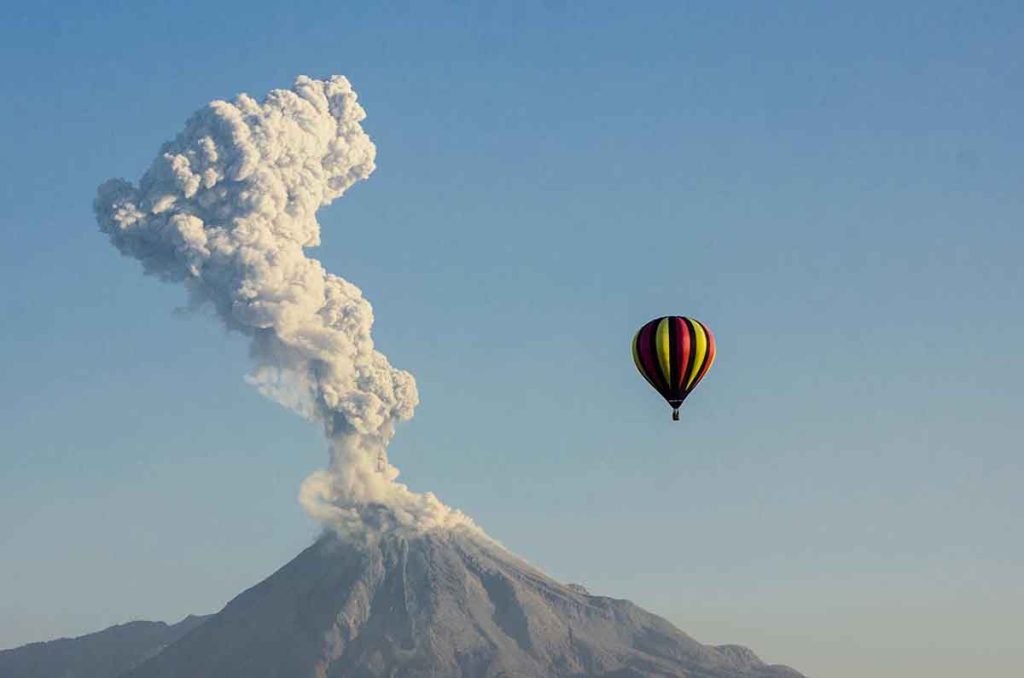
[0,615,207,678]
[124,529,803,677]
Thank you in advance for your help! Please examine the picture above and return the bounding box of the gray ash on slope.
[122,529,803,678]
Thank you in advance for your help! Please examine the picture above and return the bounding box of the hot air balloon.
[631,316,716,420]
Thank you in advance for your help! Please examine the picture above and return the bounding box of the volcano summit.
[0,527,803,678]
[124,529,802,677]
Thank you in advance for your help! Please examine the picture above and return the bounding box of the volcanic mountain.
[71,73,809,677]
[105,527,803,678]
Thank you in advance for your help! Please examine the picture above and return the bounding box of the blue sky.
[1,2,1022,676]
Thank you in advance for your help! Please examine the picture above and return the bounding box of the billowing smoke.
[95,75,474,537]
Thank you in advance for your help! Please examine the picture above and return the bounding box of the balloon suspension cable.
[376,449,386,473]
[672,409,680,421]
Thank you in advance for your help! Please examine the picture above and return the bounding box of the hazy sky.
[1,2,1021,676]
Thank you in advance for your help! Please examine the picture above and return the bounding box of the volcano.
[111,528,803,678]
[72,74,810,677]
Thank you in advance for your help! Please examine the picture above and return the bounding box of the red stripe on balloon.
[637,320,667,395]
[675,317,691,392]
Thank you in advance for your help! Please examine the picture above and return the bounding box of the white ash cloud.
[95,75,475,537]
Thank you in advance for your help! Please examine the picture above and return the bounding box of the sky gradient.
[1,3,1022,676]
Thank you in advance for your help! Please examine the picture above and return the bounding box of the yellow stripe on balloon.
[686,320,708,389]
[656,317,673,385]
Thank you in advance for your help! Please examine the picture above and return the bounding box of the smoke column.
[95,75,474,537]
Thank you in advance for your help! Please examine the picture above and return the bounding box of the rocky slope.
[120,529,803,677]
[0,614,207,678]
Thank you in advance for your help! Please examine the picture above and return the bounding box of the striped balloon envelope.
[631,316,716,420]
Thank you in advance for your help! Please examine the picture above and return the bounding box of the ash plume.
[95,75,474,537]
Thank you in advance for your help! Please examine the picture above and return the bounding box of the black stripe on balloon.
[646,318,670,398]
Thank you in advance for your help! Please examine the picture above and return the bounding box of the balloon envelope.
[631,316,715,417]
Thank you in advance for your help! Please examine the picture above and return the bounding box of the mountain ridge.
[0,614,208,678]
[121,529,805,677]
[1,529,805,677]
